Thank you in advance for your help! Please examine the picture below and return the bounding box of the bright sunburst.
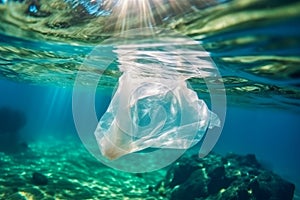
[105,0,193,33]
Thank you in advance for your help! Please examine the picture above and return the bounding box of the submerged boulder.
[153,153,295,200]
[32,172,48,186]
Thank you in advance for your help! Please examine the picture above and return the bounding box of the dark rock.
[207,164,233,194]
[221,189,239,200]
[157,153,295,200]
[170,169,208,200]
[237,187,250,200]
[165,156,199,188]
[248,169,260,176]
[258,171,272,182]
[256,173,295,200]
[273,180,295,200]
[253,184,272,200]
[207,175,233,194]
[32,172,48,186]
[208,165,225,179]
[248,179,259,191]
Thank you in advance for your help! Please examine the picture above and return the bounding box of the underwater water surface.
[0,0,300,199]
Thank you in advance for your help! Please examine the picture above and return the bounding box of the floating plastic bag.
[72,28,225,172]
[95,71,220,160]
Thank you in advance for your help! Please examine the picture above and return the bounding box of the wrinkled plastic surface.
[95,72,220,160]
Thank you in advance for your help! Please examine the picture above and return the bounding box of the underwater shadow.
[0,106,28,153]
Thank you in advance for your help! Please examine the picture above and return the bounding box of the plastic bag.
[94,71,220,160]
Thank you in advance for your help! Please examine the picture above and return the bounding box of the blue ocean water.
[1,0,300,199]
[0,79,112,141]
[1,75,299,197]
[214,107,300,196]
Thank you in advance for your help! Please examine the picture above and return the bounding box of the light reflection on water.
[0,0,299,112]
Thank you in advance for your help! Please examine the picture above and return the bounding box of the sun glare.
[107,0,192,33]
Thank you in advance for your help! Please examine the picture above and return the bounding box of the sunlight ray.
[107,0,194,35]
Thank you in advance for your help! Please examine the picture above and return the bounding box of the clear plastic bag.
[95,72,220,160]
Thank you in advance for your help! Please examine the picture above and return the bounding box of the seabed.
[0,137,166,200]
[0,136,295,200]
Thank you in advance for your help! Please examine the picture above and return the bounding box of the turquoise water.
[1,0,300,199]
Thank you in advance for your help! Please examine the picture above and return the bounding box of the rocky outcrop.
[154,153,295,200]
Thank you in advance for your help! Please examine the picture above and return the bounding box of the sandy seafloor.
[0,136,167,200]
